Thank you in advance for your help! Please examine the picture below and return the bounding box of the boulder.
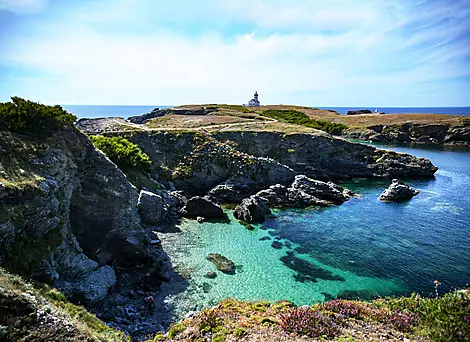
[379,179,419,202]
[206,253,235,274]
[234,195,271,223]
[181,196,224,219]
[73,266,117,303]
[137,190,164,226]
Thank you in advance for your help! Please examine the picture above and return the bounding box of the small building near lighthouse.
[244,91,260,107]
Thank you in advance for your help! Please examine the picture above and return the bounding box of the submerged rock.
[379,179,419,202]
[206,253,235,274]
[204,271,217,279]
[234,195,271,223]
[181,196,225,219]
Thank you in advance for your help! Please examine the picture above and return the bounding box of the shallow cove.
[160,144,470,318]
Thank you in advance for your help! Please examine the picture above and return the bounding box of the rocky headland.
[4,99,465,342]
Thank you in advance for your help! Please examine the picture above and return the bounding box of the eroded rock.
[181,196,224,219]
[234,195,271,223]
[379,179,419,202]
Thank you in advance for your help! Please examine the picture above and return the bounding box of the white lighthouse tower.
[246,91,260,107]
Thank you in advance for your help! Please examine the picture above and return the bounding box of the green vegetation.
[262,109,348,134]
[90,135,152,170]
[217,104,255,113]
[167,323,186,338]
[0,97,76,134]
[151,292,470,341]
[374,291,470,341]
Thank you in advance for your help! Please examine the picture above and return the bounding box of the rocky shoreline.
[342,122,470,147]
[1,111,441,340]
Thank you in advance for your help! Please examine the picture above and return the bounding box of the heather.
[149,291,470,341]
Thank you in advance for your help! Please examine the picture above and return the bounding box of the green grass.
[262,109,348,135]
[90,135,152,170]
[217,104,255,113]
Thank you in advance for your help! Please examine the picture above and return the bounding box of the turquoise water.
[161,145,470,315]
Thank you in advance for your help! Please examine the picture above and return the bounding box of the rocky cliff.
[214,131,437,180]
[0,126,174,333]
[343,122,470,146]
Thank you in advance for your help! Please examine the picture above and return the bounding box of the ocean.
[62,105,470,119]
[318,107,470,116]
[159,144,470,319]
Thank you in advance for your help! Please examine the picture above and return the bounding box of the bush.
[381,292,470,341]
[90,135,152,170]
[262,109,348,135]
[0,97,76,134]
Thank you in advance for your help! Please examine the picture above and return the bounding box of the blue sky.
[0,0,469,106]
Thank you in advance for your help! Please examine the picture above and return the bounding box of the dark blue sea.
[62,105,470,119]
[319,107,470,116]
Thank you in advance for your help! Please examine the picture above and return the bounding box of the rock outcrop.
[214,132,438,181]
[128,108,169,124]
[343,122,470,146]
[379,179,420,202]
[206,253,235,274]
[256,175,353,207]
[234,196,271,223]
[181,196,224,219]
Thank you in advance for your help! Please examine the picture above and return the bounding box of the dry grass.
[142,105,468,134]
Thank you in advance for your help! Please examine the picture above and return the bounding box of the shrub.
[0,97,76,134]
[262,109,348,134]
[90,135,151,170]
[280,307,341,339]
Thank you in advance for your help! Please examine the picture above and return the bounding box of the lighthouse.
[246,91,261,107]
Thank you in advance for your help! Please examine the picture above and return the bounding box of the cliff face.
[344,122,470,146]
[0,127,168,304]
[110,130,436,200]
[214,131,438,180]
[118,131,296,196]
